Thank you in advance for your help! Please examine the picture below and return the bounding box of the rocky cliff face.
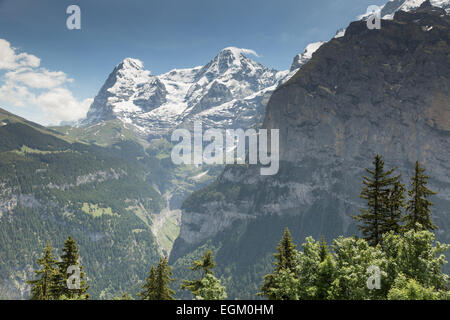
[170,3,450,298]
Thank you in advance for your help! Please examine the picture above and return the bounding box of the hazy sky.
[0,0,385,124]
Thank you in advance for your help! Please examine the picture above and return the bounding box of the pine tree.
[259,228,299,300]
[154,257,175,300]
[383,179,406,235]
[274,228,298,272]
[53,236,89,299]
[315,253,337,299]
[27,242,58,300]
[318,236,329,262]
[354,155,399,246]
[181,250,217,297]
[314,237,336,299]
[138,265,157,300]
[191,249,216,277]
[404,161,437,231]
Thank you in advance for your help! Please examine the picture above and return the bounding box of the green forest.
[22,155,450,300]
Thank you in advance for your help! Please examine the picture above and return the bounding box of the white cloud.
[6,68,72,89]
[36,88,92,125]
[0,39,40,70]
[0,81,34,107]
[238,48,260,58]
[224,47,260,58]
[0,38,91,125]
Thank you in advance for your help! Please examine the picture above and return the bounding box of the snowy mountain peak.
[82,57,166,126]
[119,58,145,71]
[82,45,317,136]
[349,0,449,38]
[217,47,259,61]
[290,42,325,71]
[397,0,449,12]
[197,47,263,78]
[381,0,450,19]
[112,58,151,83]
[178,47,281,119]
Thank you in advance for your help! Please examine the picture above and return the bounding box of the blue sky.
[0,0,385,124]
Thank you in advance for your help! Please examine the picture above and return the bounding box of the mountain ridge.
[81,46,313,138]
[170,3,450,299]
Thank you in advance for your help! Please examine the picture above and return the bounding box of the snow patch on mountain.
[290,42,325,71]
[396,0,450,13]
[338,0,449,39]
[334,28,346,38]
[82,46,311,136]
[358,0,450,20]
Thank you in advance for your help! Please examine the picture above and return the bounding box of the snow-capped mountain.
[84,58,168,126]
[84,0,447,137]
[381,0,450,18]
[358,0,450,20]
[290,42,325,71]
[337,0,450,38]
[82,47,314,136]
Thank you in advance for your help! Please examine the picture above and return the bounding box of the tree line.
[354,155,437,245]
[28,244,227,300]
[27,155,449,300]
[259,155,449,300]
[27,236,89,300]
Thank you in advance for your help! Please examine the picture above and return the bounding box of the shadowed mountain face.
[170,3,450,299]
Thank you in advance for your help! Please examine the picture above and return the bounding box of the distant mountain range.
[81,0,450,139]
[81,47,317,137]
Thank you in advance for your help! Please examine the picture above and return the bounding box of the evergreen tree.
[318,236,329,262]
[259,269,299,300]
[315,253,337,299]
[354,154,399,245]
[297,237,337,300]
[383,179,406,235]
[138,265,157,300]
[181,250,218,297]
[258,229,449,300]
[192,250,216,277]
[404,161,437,232]
[27,242,58,300]
[259,228,299,300]
[53,236,89,299]
[274,228,298,272]
[154,257,175,300]
[314,237,336,299]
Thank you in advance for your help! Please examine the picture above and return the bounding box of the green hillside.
[0,109,166,298]
[0,108,222,299]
